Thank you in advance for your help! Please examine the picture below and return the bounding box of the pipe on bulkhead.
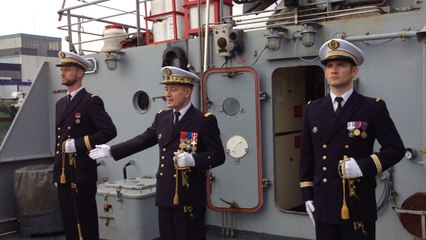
[343,31,418,42]
[122,160,135,179]
[422,42,426,168]
[203,0,211,72]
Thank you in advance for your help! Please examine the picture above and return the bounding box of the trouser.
[315,220,375,240]
[158,206,206,240]
[57,182,99,240]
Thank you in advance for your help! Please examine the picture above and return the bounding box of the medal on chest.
[179,131,198,153]
[347,121,368,138]
[75,112,81,124]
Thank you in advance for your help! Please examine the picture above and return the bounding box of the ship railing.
[394,208,426,239]
[227,4,386,31]
[57,0,149,54]
[56,0,415,54]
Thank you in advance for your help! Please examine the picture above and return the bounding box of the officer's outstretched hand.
[305,200,315,226]
[89,144,111,160]
[343,158,363,178]
[177,152,195,168]
[64,139,76,153]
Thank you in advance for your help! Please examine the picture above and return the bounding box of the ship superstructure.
[0,0,426,239]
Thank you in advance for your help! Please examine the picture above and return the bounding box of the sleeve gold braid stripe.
[300,181,314,188]
[370,154,382,174]
[84,135,93,151]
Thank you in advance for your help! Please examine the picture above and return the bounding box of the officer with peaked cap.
[56,50,92,71]
[54,51,117,240]
[319,38,365,66]
[90,66,225,240]
[299,39,405,240]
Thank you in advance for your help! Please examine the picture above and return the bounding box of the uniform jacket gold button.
[323,178,328,183]
[161,156,165,160]
[322,155,327,160]
[56,151,59,154]
[322,167,327,171]
[345,145,349,149]
[160,172,163,176]
[57,127,61,131]
[322,144,327,149]
[68,126,71,130]
[161,164,164,167]
[162,148,166,152]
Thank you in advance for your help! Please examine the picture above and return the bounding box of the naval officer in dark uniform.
[299,39,405,240]
[54,51,117,240]
[89,66,226,240]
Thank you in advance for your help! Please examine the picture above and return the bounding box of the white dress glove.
[305,200,315,227]
[177,152,195,168]
[89,144,111,160]
[342,157,363,178]
[64,139,76,153]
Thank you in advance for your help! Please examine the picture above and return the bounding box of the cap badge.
[164,68,172,77]
[328,40,340,50]
[59,52,66,59]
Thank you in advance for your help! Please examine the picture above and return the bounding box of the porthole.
[222,97,240,116]
[132,90,150,113]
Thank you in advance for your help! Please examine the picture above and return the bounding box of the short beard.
[62,78,77,87]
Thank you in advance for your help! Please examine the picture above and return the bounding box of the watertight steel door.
[202,67,263,212]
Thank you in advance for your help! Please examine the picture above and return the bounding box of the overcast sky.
[1,0,64,38]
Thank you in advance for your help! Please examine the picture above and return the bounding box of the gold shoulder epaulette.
[204,112,213,117]
[91,94,97,97]
[307,101,312,105]
[375,97,381,102]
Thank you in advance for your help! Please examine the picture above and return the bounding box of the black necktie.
[174,111,180,126]
[335,97,343,116]
[66,94,72,106]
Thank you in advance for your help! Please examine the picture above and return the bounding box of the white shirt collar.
[331,89,353,105]
[68,87,83,100]
[330,88,353,110]
[174,102,191,121]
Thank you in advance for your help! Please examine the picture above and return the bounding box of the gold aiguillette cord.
[60,142,67,184]
[341,156,350,219]
[173,150,182,205]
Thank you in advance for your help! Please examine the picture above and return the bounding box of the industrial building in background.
[0,34,61,122]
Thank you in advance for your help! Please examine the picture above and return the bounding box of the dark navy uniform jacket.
[300,91,405,224]
[110,104,225,208]
[54,88,117,183]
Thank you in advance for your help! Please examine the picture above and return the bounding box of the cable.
[294,38,320,63]
[236,46,267,66]
[220,57,230,68]
[376,168,394,216]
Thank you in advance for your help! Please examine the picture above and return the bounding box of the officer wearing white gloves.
[305,200,315,226]
[90,145,196,168]
[90,66,225,240]
[54,51,117,240]
[341,158,363,178]
[299,39,405,240]
[64,139,77,153]
[88,144,110,159]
